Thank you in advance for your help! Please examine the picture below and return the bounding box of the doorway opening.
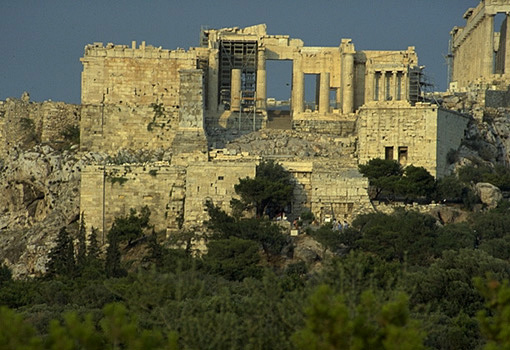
[266,60,292,111]
[304,74,318,111]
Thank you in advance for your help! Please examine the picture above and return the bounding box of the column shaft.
[231,69,241,111]
[256,49,266,109]
[207,50,219,112]
[484,15,495,77]
[505,14,510,75]
[342,53,354,113]
[319,72,330,113]
[292,60,304,114]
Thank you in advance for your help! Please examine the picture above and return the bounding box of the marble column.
[403,71,409,102]
[365,69,374,103]
[292,59,304,114]
[505,14,510,75]
[231,69,241,111]
[319,72,330,114]
[256,48,266,110]
[484,14,495,77]
[342,52,355,113]
[207,49,219,112]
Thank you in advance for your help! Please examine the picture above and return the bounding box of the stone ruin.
[77,22,474,238]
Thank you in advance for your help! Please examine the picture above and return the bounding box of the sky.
[0,0,480,104]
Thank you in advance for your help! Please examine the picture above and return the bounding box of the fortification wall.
[80,104,178,154]
[0,95,80,157]
[310,166,371,223]
[80,164,186,239]
[184,162,256,226]
[81,42,197,106]
[436,109,470,178]
[357,103,440,176]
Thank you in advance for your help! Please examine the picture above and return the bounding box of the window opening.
[385,146,394,160]
[398,146,408,165]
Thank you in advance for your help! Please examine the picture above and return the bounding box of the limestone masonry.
[4,0,510,277]
[76,20,479,237]
[449,0,510,91]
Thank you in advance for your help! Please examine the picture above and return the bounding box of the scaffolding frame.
[218,40,257,110]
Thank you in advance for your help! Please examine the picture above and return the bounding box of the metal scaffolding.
[218,40,257,109]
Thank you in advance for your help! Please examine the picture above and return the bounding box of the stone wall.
[436,109,470,178]
[80,164,186,239]
[450,0,510,89]
[80,104,178,154]
[0,95,80,157]
[184,162,256,226]
[357,103,443,177]
[80,42,198,106]
[486,88,510,108]
[292,113,356,136]
[309,166,371,223]
[357,102,469,178]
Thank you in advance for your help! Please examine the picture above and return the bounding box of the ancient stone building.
[79,23,469,237]
[449,0,510,90]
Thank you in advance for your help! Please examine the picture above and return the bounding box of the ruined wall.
[495,16,509,74]
[450,0,510,90]
[451,14,494,88]
[184,162,256,226]
[486,88,510,107]
[80,104,178,154]
[310,166,371,223]
[357,103,440,176]
[81,42,197,106]
[292,113,356,136]
[436,109,470,178]
[171,69,209,165]
[0,96,80,157]
[80,164,186,239]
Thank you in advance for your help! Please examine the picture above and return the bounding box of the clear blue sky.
[1,0,479,104]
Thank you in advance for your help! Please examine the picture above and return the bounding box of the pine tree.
[87,227,101,262]
[76,214,87,271]
[105,231,126,278]
[46,227,76,277]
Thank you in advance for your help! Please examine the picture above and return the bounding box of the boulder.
[293,235,323,264]
[475,182,502,209]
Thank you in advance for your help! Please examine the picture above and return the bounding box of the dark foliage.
[234,159,294,218]
[108,206,152,245]
[46,227,76,278]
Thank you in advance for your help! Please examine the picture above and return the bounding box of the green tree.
[0,264,12,286]
[359,158,403,199]
[76,214,87,271]
[82,227,104,278]
[476,279,510,350]
[46,227,76,277]
[202,237,262,281]
[310,223,344,254]
[205,201,288,261]
[353,210,438,265]
[109,206,152,245]
[234,160,294,218]
[87,227,101,262]
[0,306,41,349]
[398,165,436,199]
[292,285,426,350]
[105,231,126,278]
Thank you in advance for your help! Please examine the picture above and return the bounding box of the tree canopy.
[234,160,294,218]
